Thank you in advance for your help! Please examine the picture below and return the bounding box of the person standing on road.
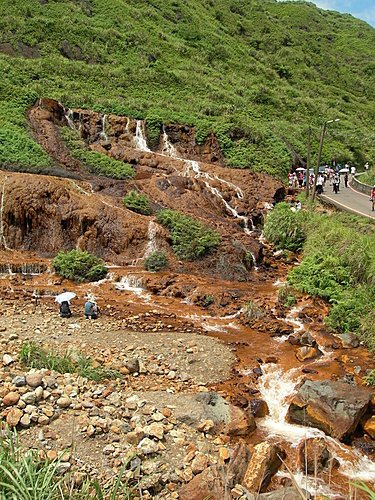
[350,165,356,179]
[370,185,375,212]
[333,174,340,194]
[344,172,349,188]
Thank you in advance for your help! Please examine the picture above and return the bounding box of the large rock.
[362,416,375,439]
[297,438,338,474]
[179,441,251,500]
[287,380,371,440]
[295,346,322,362]
[243,442,285,493]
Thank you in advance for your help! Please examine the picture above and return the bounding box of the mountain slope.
[1,0,375,176]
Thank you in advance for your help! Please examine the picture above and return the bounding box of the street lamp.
[312,118,340,201]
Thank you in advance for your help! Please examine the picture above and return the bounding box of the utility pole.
[312,119,340,201]
[306,127,311,199]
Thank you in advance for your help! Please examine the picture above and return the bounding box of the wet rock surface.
[287,379,372,440]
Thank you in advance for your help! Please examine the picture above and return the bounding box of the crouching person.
[84,299,100,320]
[60,301,72,318]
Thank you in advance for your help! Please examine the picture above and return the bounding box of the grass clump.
[156,209,220,260]
[52,249,107,282]
[0,431,65,500]
[144,250,168,272]
[243,301,265,323]
[123,190,151,215]
[0,430,133,499]
[263,202,310,252]
[61,128,134,180]
[20,342,120,381]
[278,284,296,308]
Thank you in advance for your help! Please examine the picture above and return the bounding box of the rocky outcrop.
[287,379,372,440]
[243,442,285,493]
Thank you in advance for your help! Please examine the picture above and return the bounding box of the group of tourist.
[288,163,357,195]
[59,297,100,319]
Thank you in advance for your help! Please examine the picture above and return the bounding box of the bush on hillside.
[123,190,151,215]
[156,209,220,260]
[263,202,309,251]
[52,250,107,282]
[61,128,134,179]
[144,250,168,272]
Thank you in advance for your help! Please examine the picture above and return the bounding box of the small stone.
[2,391,20,407]
[137,437,159,455]
[144,423,164,440]
[46,450,58,461]
[26,372,43,388]
[38,415,50,425]
[57,397,71,408]
[3,354,14,366]
[21,392,36,404]
[162,407,172,418]
[103,444,115,455]
[197,419,215,433]
[6,407,23,427]
[125,359,139,374]
[55,462,71,475]
[20,414,31,428]
[86,425,96,437]
[8,333,19,341]
[34,386,44,401]
[167,370,176,380]
[191,454,208,475]
[218,447,230,462]
[12,376,26,387]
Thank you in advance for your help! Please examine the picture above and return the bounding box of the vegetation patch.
[144,250,168,272]
[61,128,134,179]
[278,284,296,308]
[156,209,220,260]
[0,430,132,499]
[264,206,375,351]
[2,1,375,175]
[20,342,120,381]
[123,190,151,215]
[263,202,310,251]
[52,249,107,282]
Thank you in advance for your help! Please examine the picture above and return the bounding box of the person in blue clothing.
[84,298,100,319]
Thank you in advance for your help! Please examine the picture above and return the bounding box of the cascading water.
[134,120,151,152]
[162,126,178,158]
[115,275,151,301]
[183,160,257,255]
[64,108,74,129]
[0,177,9,250]
[99,114,108,141]
[258,364,375,490]
[143,221,158,259]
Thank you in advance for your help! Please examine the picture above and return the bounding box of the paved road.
[320,183,375,220]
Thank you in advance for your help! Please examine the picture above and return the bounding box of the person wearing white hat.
[84,296,100,319]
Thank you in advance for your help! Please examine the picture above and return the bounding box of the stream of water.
[0,177,9,250]
[99,114,108,141]
[134,120,151,152]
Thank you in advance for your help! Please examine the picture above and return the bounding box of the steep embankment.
[1,0,375,176]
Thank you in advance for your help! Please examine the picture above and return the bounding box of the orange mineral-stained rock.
[242,442,285,493]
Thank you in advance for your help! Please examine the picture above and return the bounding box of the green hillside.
[1,0,375,177]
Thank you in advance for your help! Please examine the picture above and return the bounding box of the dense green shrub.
[52,249,107,282]
[61,128,134,179]
[263,202,310,251]
[144,250,168,272]
[124,190,151,215]
[156,209,220,260]
[285,211,375,351]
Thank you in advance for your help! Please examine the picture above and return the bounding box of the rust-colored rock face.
[287,379,372,440]
[1,99,284,277]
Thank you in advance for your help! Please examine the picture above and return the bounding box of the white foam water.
[143,221,158,259]
[162,127,178,158]
[99,114,108,141]
[64,108,74,129]
[115,275,151,301]
[134,120,151,152]
[258,364,375,485]
[0,176,10,250]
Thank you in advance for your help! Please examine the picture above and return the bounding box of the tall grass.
[19,342,120,381]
